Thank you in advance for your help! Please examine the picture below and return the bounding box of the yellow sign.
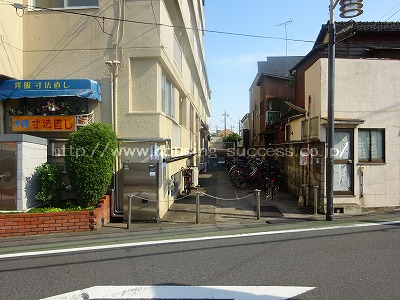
[11,116,76,132]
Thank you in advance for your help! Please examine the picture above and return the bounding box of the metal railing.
[75,111,94,126]
[266,111,282,125]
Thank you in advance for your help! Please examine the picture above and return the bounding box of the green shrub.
[65,123,117,207]
[28,205,95,213]
[35,162,62,201]
[223,132,242,143]
[28,207,64,213]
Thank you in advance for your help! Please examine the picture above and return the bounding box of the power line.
[381,1,400,21]
[203,28,313,43]
[385,9,400,21]
[2,0,315,44]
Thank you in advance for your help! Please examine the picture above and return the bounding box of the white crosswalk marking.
[41,285,315,300]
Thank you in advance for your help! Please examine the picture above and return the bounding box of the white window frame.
[161,73,175,119]
[173,34,182,71]
[31,0,99,10]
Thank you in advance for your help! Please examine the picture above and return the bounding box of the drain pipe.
[113,60,122,218]
[106,60,122,218]
[0,103,4,134]
[106,0,124,219]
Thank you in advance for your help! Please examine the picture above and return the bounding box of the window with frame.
[189,104,194,132]
[358,129,385,163]
[32,0,98,9]
[190,77,195,96]
[173,34,182,71]
[161,73,175,119]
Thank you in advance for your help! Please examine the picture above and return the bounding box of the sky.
[203,0,400,134]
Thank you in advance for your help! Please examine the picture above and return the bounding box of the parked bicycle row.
[224,155,285,200]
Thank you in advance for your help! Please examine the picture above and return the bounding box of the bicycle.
[263,164,283,200]
[224,155,248,173]
[230,158,282,200]
[181,167,193,195]
[229,157,262,184]
[229,157,265,188]
[264,177,277,201]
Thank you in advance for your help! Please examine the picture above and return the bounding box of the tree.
[223,132,242,143]
[65,123,117,207]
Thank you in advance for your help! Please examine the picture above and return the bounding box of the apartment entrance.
[0,141,17,210]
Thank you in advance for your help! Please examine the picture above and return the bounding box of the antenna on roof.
[277,19,292,76]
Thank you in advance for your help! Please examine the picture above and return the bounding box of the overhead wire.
[1,0,315,44]
[5,1,400,44]
[384,9,400,22]
[381,1,400,21]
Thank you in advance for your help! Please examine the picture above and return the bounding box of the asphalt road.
[1,221,400,299]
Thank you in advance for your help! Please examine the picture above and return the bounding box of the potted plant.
[42,100,60,115]
[7,107,24,116]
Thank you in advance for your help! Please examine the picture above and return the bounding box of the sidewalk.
[103,168,320,232]
[158,169,319,225]
[1,168,400,249]
[102,168,395,232]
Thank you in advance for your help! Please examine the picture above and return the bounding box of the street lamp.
[339,0,364,18]
[326,0,363,221]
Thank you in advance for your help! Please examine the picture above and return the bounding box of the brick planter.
[0,195,110,238]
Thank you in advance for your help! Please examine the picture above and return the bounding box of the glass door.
[333,129,354,195]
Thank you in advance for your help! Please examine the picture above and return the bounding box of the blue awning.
[0,79,101,101]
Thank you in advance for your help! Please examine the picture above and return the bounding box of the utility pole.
[222,110,229,137]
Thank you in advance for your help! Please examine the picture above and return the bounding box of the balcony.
[266,111,282,125]
[76,111,94,127]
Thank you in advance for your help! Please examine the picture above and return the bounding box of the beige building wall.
[304,60,323,121]
[1,0,210,218]
[248,77,261,146]
[20,1,209,134]
[0,2,24,129]
[0,3,24,79]
[302,58,400,208]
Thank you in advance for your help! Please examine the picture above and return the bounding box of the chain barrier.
[200,191,254,201]
[174,193,191,201]
[127,189,261,227]
[128,193,158,203]
[128,191,255,202]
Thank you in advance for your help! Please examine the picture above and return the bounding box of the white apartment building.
[0,1,211,219]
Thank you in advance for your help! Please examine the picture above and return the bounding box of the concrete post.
[313,186,319,215]
[255,189,261,220]
[196,190,200,224]
[127,194,132,229]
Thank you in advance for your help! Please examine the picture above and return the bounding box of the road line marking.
[1,220,399,259]
[40,285,315,300]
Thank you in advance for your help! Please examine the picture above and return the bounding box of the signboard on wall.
[300,152,308,166]
[0,79,102,101]
[11,116,76,132]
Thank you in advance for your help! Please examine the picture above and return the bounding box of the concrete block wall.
[278,142,325,211]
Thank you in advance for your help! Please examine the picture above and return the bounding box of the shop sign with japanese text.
[11,116,76,132]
